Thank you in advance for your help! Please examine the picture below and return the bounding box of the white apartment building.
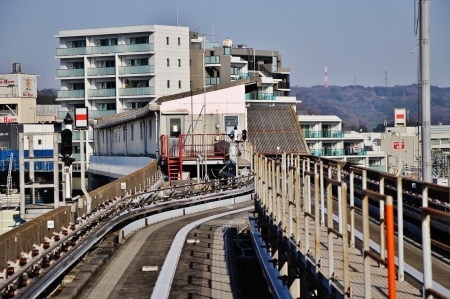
[55,25,190,116]
[298,115,386,171]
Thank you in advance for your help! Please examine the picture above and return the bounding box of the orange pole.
[386,202,396,299]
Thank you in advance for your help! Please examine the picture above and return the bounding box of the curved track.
[78,202,254,299]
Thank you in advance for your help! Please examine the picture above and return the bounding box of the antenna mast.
[324,62,328,87]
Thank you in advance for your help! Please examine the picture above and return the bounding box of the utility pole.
[419,0,431,182]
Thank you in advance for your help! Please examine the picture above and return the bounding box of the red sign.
[393,141,405,150]
[75,107,88,128]
[1,116,18,123]
[396,113,404,119]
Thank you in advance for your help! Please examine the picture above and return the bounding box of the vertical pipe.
[80,130,92,213]
[386,195,397,299]
[362,170,370,298]
[304,170,309,258]
[53,133,59,209]
[397,176,404,281]
[19,133,25,217]
[29,135,35,204]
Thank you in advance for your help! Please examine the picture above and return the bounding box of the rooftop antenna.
[324,61,328,87]
[385,70,388,88]
[354,76,356,88]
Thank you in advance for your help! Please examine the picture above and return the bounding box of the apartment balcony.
[118,65,154,75]
[57,90,85,98]
[56,43,154,56]
[205,77,220,86]
[239,73,249,80]
[57,110,116,120]
[190,42,220,50]
[204,56,220,65]
[309,148,366,157]
[119,87,155,96]
[87,67,115,76]
[87,89,116,97]
[303,130,344,138]
[56,69,84,77]
[277,82,290,89]
[245,91,275,101]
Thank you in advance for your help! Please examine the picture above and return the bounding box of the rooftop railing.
[87,67,115,76]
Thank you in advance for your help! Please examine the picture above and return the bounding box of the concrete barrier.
[0,159,159,271]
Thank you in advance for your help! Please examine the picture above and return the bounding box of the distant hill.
[293,85,450,131]
[37,88,58,105]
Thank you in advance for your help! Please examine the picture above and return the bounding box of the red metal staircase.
[160,135,182,180]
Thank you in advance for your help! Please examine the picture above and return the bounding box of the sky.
[1,0,449,89]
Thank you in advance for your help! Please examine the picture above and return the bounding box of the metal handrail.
[421,182,450,299]
[361,188,396,299]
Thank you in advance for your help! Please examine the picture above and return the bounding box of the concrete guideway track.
[78,202,253,299]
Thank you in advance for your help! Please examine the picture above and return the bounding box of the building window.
[130,80,149,88]
[178,37,180,45]
[123,126,126,141]
[100,103,116,111]
[166,37,169,45]
[130,58,148,66]
[170,118,181,138]
[98,60,115,68]
[131,124,134,141]
[115,128,118,142]
[130,36,149,44]
[38,139,42,145]
[73,83,84,90]
[148,120,152,138]
[72,61,84,69]
[167,58,170,67]
[140,122,143,140]
[102,131,105,144]
[101,82,115,89]
[167,80,170,88]
[178,80,181,89]
[224,115,239,132]
[178,59,181,67]
[72,40,86,48]
[100,38,117,46]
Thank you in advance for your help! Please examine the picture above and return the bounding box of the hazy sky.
[1,0,449,89]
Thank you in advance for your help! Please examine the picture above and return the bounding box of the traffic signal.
[242,129,247,141]
[61,129,73,157]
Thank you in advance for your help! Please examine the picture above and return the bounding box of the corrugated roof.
[247,106,309,155]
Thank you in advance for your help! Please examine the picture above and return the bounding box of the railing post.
[265,157,269,214]
[397,176,404,281]
[282,152,287,232]
[386,194,396,299]
[341,182,351,296]
[304,168,310,259]
[276,162,281,224]
[379,176,386,267]
[337,163,342,234]
[349,170,355,248]
[288,166,294,236]
[271,160,276,220]
[422,184,433,298]
[362,170,371,299]
[320,160,325,226]
[314,168,321,274]
[326,178,334,295]
[295,163,301,247]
